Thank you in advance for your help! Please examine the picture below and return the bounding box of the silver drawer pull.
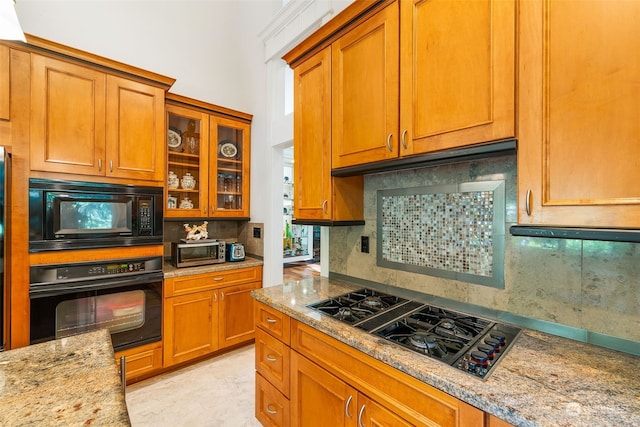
[266,317,277,323]
[266,404,278,415]
[265,354,277,362]
[213,277,224,281]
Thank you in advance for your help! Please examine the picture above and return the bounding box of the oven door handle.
[29,271,164,299]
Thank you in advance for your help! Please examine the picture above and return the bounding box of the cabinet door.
[331,2,399,169]
[218,281,260,349]
[291,351,357,427]
[401,0,515,155]
[106,75,165,182]
[210,116,251,218]
[357,394,413,427]
[163,290,218,367]
[1,45,9,121]
[293,47,332,221]
[166,104,210,217]
[518,0,640,227]
[293,47,365,223]
[30,55,106,175]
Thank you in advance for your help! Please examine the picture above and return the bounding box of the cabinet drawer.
[115,341,163,384]
[291,320,484,427]
[165,266,262,297]
[256,373,290,427]
[255,301,291,345]
[255,327,290,397]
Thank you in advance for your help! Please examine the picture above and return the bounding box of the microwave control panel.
[137,198,153,235]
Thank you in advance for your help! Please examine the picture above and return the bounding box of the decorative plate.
[219,141,238,158]
[168,129,182,148]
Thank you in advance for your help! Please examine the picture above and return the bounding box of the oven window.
[54,198,132,235]
[181,244,218,261]
[55,290,145,339]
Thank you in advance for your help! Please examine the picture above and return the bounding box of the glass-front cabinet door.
[166,104,209,217]
[210,117,251,218]
[165,93,252,219]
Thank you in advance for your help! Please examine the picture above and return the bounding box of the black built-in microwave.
[28,178,163,252]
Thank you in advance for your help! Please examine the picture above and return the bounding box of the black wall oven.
[30,256,162,352]
[28,178,163,252]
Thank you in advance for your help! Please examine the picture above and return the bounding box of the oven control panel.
[30,257,163,284]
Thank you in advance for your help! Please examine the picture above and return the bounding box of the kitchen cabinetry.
[165,93,252,219]
[30,53,169,183]
[115,341,163,385]
[1,45,9,122]
[253,301,484,427]
[254,302,291,426]
[291,47,364,224]
[163,266,261,367]
[291,352,412,427]
[517,0,640,228]
[286,0,515,172]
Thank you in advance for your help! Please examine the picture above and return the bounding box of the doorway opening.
[283,146,320,282]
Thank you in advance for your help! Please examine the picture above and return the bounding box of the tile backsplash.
[329,155,640,344]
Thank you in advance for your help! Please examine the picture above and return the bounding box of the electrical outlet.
[360,236,369,253]
[253,227,261,239]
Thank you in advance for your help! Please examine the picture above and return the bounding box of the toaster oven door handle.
[180,241,218,248]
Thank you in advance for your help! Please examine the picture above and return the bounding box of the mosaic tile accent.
[377,181,505,288]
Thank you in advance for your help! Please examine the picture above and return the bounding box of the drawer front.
[256,373,290,427]
[254,301,291,345]
[166,266,262,297]
[255,327,290,397]
[115,341,163,384]
[291,320,484,427]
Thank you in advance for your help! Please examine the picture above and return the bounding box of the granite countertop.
[253,277,640,427]
[0,329,130,426]
[163,256,263,278]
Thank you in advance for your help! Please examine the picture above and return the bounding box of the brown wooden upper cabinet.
[331,0,515,170]
[0,45,9,122]
[292,47,363,223]
[517,0,640,228]
[165,93,252,219]
[27,37,173,184]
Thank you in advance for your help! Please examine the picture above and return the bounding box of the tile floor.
[126,344,261,427]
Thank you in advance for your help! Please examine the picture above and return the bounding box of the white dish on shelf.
[219,141,238,158]
[168,129,182,148]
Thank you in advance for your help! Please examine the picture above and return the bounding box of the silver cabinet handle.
[213,292,217,302]
[358,404,366,427]
[211,205,215,213]
[525,189,532,216]
[119,355,126,394]
[345,395,353,418]
[220,291,225,300]
[265,354,277,362]
[213,277,224,281]
[110,160,113,173]
[401,129,408,149]
[266,404,278,415]
[386,133,393,152]
[98,159,102,172]
[322,200,328,215]
[266,317,277,323]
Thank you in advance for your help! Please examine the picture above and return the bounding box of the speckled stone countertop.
[163,256,263,278]
[0,329,130,426]
[253,277,640,427]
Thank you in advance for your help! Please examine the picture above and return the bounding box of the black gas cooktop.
[307,288,522,380]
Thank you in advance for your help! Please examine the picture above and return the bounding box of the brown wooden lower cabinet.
[164,266,262,367]
[115,341,163,384]
[253,301,515,427]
